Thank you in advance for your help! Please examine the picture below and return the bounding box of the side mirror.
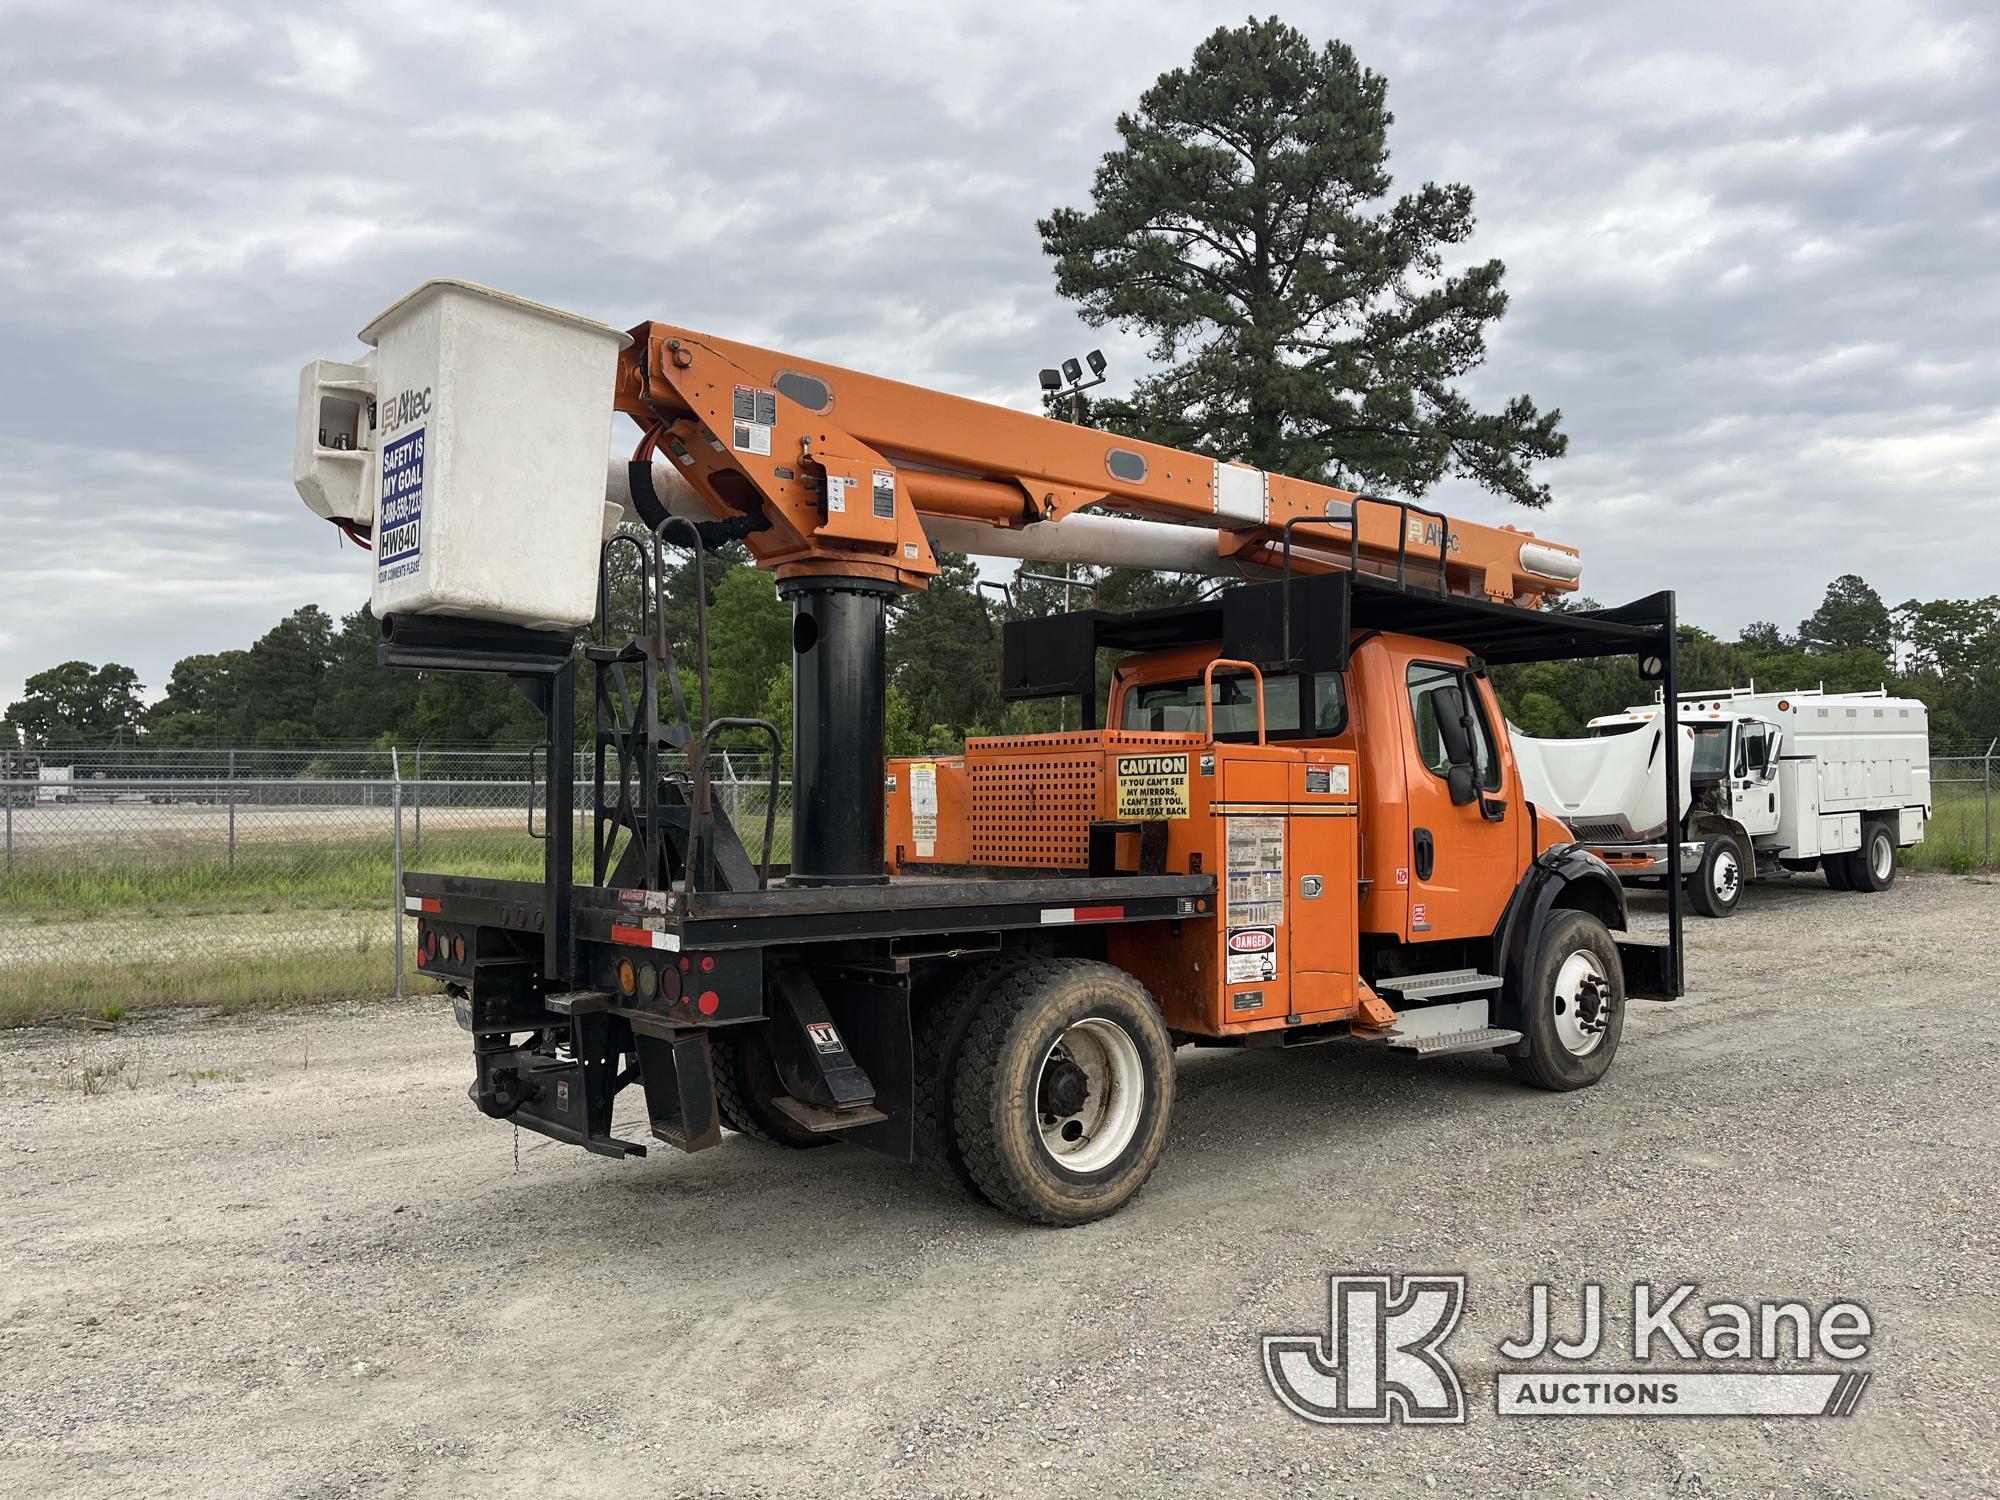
[1433,685,1474,765]
[1447,763,1478,807]
[1432,684,1480,806]
[1760,729,1783,781]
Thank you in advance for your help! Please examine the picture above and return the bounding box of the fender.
[1490,843,1630,1033]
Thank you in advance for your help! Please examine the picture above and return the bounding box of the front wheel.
[1685,834,1745,919]
[1845,822,1897,893]
[1508,910,1626,1092]
[952,958,1174,1226]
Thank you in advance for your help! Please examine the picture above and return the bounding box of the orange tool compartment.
[886,732,1361,1039]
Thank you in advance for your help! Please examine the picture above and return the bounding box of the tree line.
[6,566,1996,756]
[6,21,1993,756]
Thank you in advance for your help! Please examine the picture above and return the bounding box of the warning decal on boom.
[1115,754,1191,819]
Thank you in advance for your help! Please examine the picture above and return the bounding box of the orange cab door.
[1398,661,1523,941]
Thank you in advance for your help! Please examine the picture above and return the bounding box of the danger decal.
[1225,925,1278,984]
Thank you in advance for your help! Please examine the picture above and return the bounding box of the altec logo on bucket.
[1263,1276,1874,1424]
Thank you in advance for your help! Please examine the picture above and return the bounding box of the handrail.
[1201,658,1267,746]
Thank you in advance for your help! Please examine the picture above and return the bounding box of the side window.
[1736,722,1769,777]
[1406,663,1501,791]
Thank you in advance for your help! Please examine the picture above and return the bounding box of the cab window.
[1736,722,1771,777]
[1691,724,1731,777]
[1406,663,1501,791]
[1121,670,1346,740]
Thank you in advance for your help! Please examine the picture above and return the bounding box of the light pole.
[1038,350,1107,426]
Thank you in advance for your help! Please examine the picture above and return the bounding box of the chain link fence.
[0,744,788,1023]
[1923,747,1996,872]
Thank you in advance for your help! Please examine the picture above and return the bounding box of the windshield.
[1690,724,1731,776]
[1122,671,1346,739]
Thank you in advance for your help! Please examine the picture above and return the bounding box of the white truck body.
[1509,687,1931,913]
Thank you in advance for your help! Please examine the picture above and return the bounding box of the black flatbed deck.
[407,869,1215,950]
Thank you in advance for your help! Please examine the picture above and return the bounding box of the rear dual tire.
[947,958,1174,1227]
[1824,822,1896,893]
[710,1032,832,1150]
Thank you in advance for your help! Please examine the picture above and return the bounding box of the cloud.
[1,0,1996,712]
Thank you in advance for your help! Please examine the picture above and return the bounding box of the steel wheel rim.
[1871,833,1893,881]
[1551,950,1612,1057]
[1036,1017,1144,1173]
[1711,846,1740,901]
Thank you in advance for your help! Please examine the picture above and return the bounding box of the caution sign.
[1116,753,1191,819]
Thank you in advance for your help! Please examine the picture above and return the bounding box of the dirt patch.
[1,875,1995,1497]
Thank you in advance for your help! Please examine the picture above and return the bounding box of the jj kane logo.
[1264,1276,1874,1425]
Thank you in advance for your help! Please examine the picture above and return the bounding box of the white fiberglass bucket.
[361,280,630,632]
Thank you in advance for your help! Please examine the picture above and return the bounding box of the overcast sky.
[2,0,1996,710]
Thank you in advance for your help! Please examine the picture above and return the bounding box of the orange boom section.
[614,324,1581,601]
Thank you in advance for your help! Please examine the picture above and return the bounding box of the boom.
[614,322,1581,604]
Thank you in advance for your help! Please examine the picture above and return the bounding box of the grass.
[0,945,397,1029]
[0,818,792,921]
[0,801,793,1026]
[1901,787,1995,874]
[0,830,554,920]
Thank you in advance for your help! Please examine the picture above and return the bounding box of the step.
[545,990,612,1016]
[1374,969,1503,1001]
[1396,1026,1524,1057]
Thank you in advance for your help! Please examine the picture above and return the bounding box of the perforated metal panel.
[964,731,1206,871]
[969,751,1100,868]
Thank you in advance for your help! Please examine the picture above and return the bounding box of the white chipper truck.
[1512,687,1931,917]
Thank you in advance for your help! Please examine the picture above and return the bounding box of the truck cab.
[1527,687,1932,917]
[1106,633,1579,949]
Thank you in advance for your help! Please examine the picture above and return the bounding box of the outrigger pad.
[1617,938,1682,1001]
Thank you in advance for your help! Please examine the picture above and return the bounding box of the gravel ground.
[1,873,1994,1498]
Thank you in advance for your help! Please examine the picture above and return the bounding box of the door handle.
[1413,828,1435,881]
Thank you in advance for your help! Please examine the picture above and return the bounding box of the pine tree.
[1040,17,1565,503]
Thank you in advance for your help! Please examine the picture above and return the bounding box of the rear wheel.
[1685,834,1745,919]
[709,1032,832,1150]
[952,958,1174,1226]
[1824,853,1854,890]
[1508,910,1625,1092]
[911,957,1029,1191]
[1846,821,1897,893]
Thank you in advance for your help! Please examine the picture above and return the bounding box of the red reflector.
[610,924,652,948]
[419,897,442,914]
[699,954,716,973]
[679,956,691,972]
[696,990,720,1016]
[1074,905,1125,923]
